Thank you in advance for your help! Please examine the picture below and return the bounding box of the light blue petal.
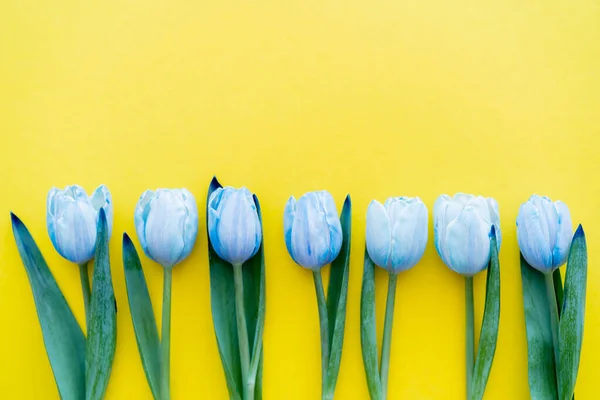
[433,194,450,258]
[517,202,552,272]
[445,206,491,276]
[134,190,156,254]
[553,200,572,268]
[389,201,421,272]
[46,187,60,253]
[317,191,342,264]
[91,185,113,239]
[486,197,502,249]
[290,193,329,269]
[366,200,391,269]
[453,192,475,206]
[55,200,97,263]
[284,197,297,261]
[177,189,199,264]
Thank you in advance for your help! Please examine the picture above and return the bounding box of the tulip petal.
[445,206,491,275]
[553,201,573,268]
[284,197,297,263]
[390,201,427,272]
[318,191,343,264]
[517,202,552,272]
[486,197,502,249]
[365,200,391,269]
[178,189,199,264]
[92,185,113,239]
[144,191,186,267]
[134,190,156,254]
[55,200,97,263]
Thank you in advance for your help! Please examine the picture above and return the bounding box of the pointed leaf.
[471,228,500,400]
[553,269,564,318]
[86,209,117,400]
[207,177,242,400]
[324,195,351,396]
[521,254,558,400]
[123,233,161,400]
[245,194,266,393]
[11,213,86,400]
[558,226,587,400]
[360,249,383,400]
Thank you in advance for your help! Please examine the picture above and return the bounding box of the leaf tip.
[574,224,585,239]
[209,176,222,190]
[10,212,21,226]
[122,232,132,247]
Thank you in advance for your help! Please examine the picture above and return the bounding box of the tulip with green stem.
[518,195,587,400]
[434,193,501,400]
[284,190,352,400]
[124,188,199,400]
[11,184,116,400]
[207,179,266,400]
[360,197,428,400]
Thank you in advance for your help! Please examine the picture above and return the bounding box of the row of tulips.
[10,178,587,400]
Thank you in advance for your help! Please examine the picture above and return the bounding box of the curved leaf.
[207,177,242,400]
[360,249,383,400]
[123,233,161,400]
[324,195,351,396]
[86,209,117,400]
[11,213,86,400]
[558,225,587,400]
[521,254,558,400]
[471,228,500,400]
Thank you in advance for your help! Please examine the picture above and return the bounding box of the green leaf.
[553,269,564,318]
[86,209,117,400]
[521,254,558,400]
[207,177,242,400]
[471,227,500,400]
[245,194,266,394]
[123,233,161,400]
[360,249,383,400]
[558,225,587,400]
[324,195,351,396]
[11,213,86,400]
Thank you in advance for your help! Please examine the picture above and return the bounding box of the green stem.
[545,272,560,377]
[233,263,252,400]
[78,262,91,331]
[380,272,398,400]
[161,268,173,400]
[313,270,330,399]
[465,276,474,400]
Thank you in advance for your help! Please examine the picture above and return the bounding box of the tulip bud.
[366,197,428,274]
[434,193,501,276]
[135,188,198,268]
[516,195,572,273]
[284,190,343,270]
[208,187,262,265]
[46,184,113,264]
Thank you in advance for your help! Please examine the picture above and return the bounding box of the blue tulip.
[135,188,198,268]
[517,195,572,273]
[366,197,428,274]
[46,184,113,264]
[284,191,343,270]
[208,187,262,265]
[434,193,501,276]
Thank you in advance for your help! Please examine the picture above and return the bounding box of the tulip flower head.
[366,196,428,274]
[516,195,572,273]
[46,184,113,264]
[208,186,262,265]
[135,188,198,268]
[284,190,343,270]
[434,193,501,276]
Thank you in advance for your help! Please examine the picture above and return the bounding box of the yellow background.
[1,0,599,398]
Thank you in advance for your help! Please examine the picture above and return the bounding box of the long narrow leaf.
[11,213,86,400]
[521,254,558,400]
[558,225,587,400]
[471,228,500,400]
[360,249,383,400]
[245,194,266,392]
[553,269,564,318]
[86,209,117,400]
[324,195,351,395]
[123,233,161,399]
[207,177,242,400]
